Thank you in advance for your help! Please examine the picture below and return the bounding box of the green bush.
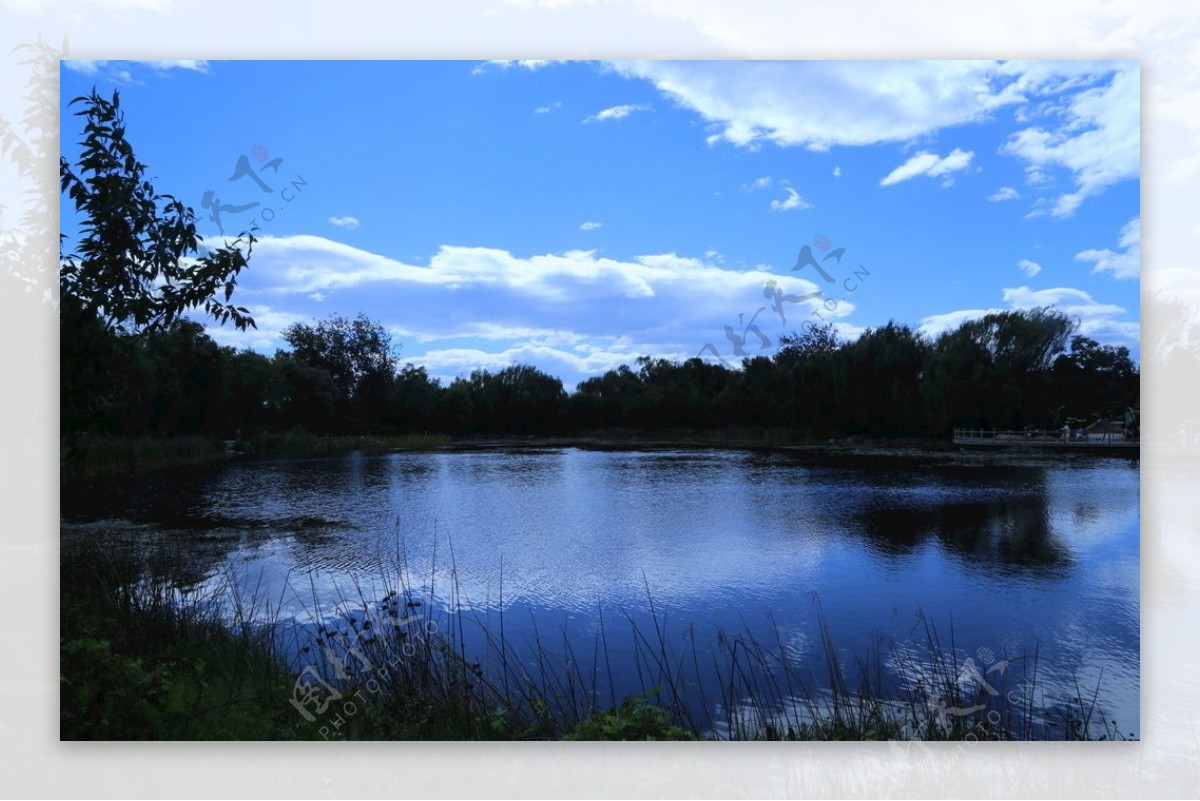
[565,694,695,741]
[60,638,172,740]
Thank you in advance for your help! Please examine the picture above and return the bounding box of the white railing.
[953,428,1136,445]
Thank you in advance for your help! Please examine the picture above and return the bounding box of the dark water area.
[60,445,1140,737]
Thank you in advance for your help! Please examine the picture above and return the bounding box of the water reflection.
[60,445,1139,735]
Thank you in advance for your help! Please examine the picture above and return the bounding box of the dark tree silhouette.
[60,89,255,334]
[59,88,258,441]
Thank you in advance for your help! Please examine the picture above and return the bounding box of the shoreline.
[60,428,1140,482]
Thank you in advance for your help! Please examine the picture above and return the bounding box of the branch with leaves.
[59,88,256,334]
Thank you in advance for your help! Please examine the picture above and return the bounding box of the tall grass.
[240,538,1129,741]
[246,431,451,458]
[60,531,1131,741]
[58,431,453,482]
[60,434,228,480]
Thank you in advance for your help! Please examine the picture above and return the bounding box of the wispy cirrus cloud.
[988,186,1021,202]
[880,148,974,187]
[583,103,650,123]
[328,215,360,229]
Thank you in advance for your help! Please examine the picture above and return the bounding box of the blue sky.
[59,59,1141,388]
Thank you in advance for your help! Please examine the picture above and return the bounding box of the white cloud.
[1018,259,1043,276]
[741,176,773,191]
[919,284,1137,346]
[421,322,585,345]
[880,148,974,186]
[606,61,1005,150]
[1024,167,1053,187]
[201,234,839,386]
[412,340,649,389]
[988,186,1021,202]
[603,60,1094,152]
[328,215,360,229]
[63,59,209,76]
[918,308,999,339]
[769,187,812,211]
[832,166,842,178]
[144,60,209,72]
[598,60,1135,214]
[220,234,830,312]
[308,292,326,302]
[63,60,101,75]
[1001,63,1139,217]
[579,221,602,231]
[471,60,556,75]
[1076,217,1140,280]
[1003,285,1136,340]
[200,304,308,353]
[583,103,651,123]
[534,101,563,114]
[832,321,868,341]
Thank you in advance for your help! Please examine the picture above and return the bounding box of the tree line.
[62,307,1138,440]
[59,89,1138,444]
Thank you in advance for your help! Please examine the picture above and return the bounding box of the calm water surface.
[61,446,1140,736]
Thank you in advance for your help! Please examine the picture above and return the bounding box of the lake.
[60,445,1140,739]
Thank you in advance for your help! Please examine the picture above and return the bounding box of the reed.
[246,431,451,458]
[60,434,227,480]
[60,529,1132,741]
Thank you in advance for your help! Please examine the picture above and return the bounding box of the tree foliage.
[60,89,255,333]
[282,313,399,401]
[60,304,1138,443]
